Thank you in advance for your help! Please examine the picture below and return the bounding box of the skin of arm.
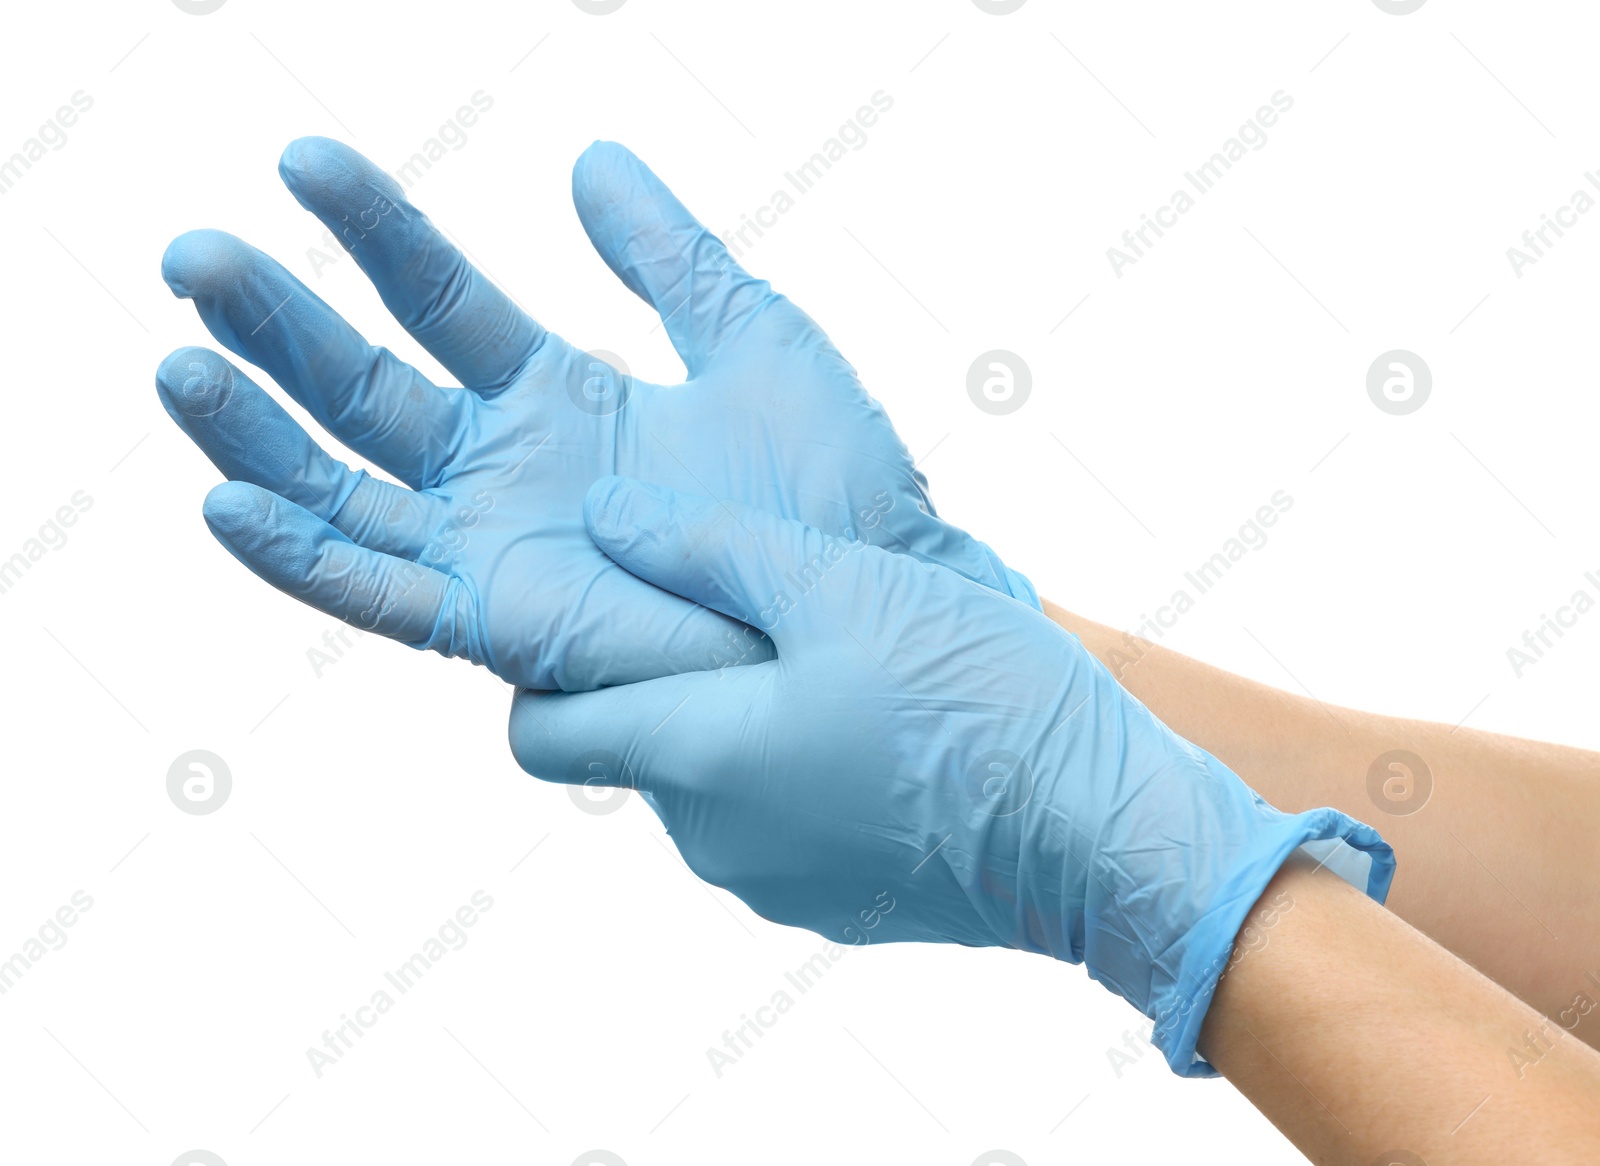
[1044,601,1600,1049]
[1200,853,1600,1165]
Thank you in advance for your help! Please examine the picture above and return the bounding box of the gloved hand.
[156,137,1035,691]
[511,476,1395,1076]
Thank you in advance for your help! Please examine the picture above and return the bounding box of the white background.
[1,1,1595,1163]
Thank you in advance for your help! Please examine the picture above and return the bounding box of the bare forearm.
[1200,855,1600,1164]
[1046,601,1600,1037]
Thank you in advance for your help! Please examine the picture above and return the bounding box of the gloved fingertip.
[279,135,403,208]
[155,344,210,390]
[277,135,344,183]
[507,689,556,778]
[155,345,235,420]
[201,480,271,545]
[572,139,649,212]
[573,138,629,178]
[583,474,670,549]
[160,227,245,297]
[203,481,335,587]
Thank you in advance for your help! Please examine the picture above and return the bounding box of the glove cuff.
[1148,805,1396,1077]
[1001,563,1041,611]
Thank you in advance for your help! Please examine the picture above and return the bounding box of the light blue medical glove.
[155,137,1035,691]
[510,477,1395,1076]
